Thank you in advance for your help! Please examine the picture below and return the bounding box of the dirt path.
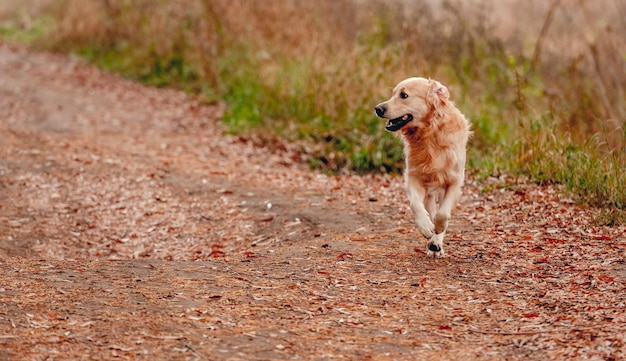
[0,42,625,360]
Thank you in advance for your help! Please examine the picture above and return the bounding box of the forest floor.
[0,42,625,360]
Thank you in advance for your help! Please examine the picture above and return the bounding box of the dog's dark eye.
[400,92,408,99]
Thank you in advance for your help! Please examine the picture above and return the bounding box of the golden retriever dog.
[375,77,471,257]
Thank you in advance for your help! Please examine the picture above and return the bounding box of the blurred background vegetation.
[1,0,624,222]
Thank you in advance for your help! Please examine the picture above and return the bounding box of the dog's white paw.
[415,217,435,239]
[426,233,445,258]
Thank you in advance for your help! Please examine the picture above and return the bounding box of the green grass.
[1,0,624,222]
[0,13,52,43]
[519,124,626,210]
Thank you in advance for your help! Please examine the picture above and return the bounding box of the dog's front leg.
[406,175,434,239]
[427,178,463,257]
[426,189,445,257]
[434,178,462,235]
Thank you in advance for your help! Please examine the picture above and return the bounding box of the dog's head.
[374,77,450,132]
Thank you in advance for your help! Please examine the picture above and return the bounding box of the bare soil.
[0,42,625,361]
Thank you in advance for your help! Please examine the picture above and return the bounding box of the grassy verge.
[1,0,624,222]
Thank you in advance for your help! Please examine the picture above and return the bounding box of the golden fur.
[375,77,471,256]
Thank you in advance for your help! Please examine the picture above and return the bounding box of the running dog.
[375,77,471,257]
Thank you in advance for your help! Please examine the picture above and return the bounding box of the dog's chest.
[403,136,458,187]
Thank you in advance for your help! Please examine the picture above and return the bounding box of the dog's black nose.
[374,104,386,117]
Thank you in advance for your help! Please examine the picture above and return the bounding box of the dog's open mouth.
[385,114,413,132]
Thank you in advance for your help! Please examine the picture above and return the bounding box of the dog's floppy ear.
[426,80,450,116]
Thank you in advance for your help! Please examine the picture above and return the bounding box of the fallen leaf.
[522,313,539,318]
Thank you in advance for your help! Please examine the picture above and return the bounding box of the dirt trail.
[0,43,625,360]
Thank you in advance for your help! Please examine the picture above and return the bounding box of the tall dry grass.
[1,0,625,217]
